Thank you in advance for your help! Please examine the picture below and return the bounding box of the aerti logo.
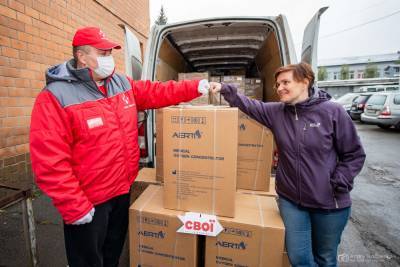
[172,130,202,139]
[216,241,247,250]
[137,230,166,239]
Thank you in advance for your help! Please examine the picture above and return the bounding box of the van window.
[394,95,400,105]
[367,95,386,105]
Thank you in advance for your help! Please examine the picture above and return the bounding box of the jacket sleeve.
[221,83,276,129]
[331,106,366,193]
[129,78,201,111]
[30,90,93,224]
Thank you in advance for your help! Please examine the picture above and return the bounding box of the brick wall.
[0,0,150,188]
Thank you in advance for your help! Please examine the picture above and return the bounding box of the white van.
[122,8,328,166]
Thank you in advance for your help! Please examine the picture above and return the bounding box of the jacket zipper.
[334,196,339,208]
[294,104,301,205]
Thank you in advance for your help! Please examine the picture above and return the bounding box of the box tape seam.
[138,186,161,265]
[257,195,265,266]
[252,126,265,190]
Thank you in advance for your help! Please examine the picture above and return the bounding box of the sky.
[149,0,400,62]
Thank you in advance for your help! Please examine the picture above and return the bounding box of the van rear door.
[301,7,328,74]
[123,26,152,165]
[275,15,297,65]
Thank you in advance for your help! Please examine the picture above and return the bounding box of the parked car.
[350,93,374,120]
[334,93,360,115]
[361,92,400,129]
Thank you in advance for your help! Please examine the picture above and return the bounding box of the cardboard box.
[209,76,221,82]
[163,106,238,217]
[237,111,274,191]
[178,72,210,81]
[237,177,277,197]
[219,75,245,106]
[245,78,263,100]
[222,75,245,94]
[130,185,199,267]
[130,168,162,204]
[283,251,291,267]
[179,72,210,105]
[156,109,164,182]
[205,193,285,267]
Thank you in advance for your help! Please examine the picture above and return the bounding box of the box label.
[177,212,223,236]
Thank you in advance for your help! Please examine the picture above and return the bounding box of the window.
[333,72,339,80]
[358,95,371,103]
[386,86,399,91]
[349,71,355,79]
[357,71,364,78]
[394,95,400,105]
[367,95,386,105]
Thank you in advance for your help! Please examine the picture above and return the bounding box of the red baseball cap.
[72,27,121,50]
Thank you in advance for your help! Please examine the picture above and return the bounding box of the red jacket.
[30,60,200,224]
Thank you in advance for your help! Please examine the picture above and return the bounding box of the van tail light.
[138,111,148,158]
[380,106,391,116]
[358,103,364,109]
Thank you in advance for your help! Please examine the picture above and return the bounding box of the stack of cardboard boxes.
[129,73,286,267]
[245,78,264,100]
[177,73,264,106]
[178,72,210,105]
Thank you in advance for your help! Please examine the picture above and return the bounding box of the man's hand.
[198,80,222,96]
[209,82,222,94]
[72,208,95,225]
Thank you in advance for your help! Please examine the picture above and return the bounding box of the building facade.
[318,53,400,81]
[0,0,150,188]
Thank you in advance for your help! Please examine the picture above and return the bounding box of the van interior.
[154,21,283,102]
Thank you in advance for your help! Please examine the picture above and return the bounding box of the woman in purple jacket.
[213,62,366,267]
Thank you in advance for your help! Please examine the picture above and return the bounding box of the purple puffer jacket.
[221,84,366,209]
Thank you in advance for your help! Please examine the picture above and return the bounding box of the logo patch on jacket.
[122,94,135,109]
[87,117,104,129]
[309,122,321,128]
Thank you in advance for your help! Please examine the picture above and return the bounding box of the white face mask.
[94,55,115,79]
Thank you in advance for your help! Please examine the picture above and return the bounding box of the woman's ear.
[303,78,310,89]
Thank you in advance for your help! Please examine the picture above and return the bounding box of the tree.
[318,66,327,81]
[340,65,350,80]
[364,60,378,78]
[155,6,168,25]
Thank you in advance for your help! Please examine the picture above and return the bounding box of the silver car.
[361,92,400,129]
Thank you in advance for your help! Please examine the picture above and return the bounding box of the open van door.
[123,26,143,79]
[301,7,328,74]
[122,26,151,165]
[275,15,297,65]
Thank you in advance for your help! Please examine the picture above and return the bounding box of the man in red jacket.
[30,26,215,266]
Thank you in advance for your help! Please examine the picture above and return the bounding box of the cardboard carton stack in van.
[178,72,210,105]
[245,78,264,100]
[130,77,285,267]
